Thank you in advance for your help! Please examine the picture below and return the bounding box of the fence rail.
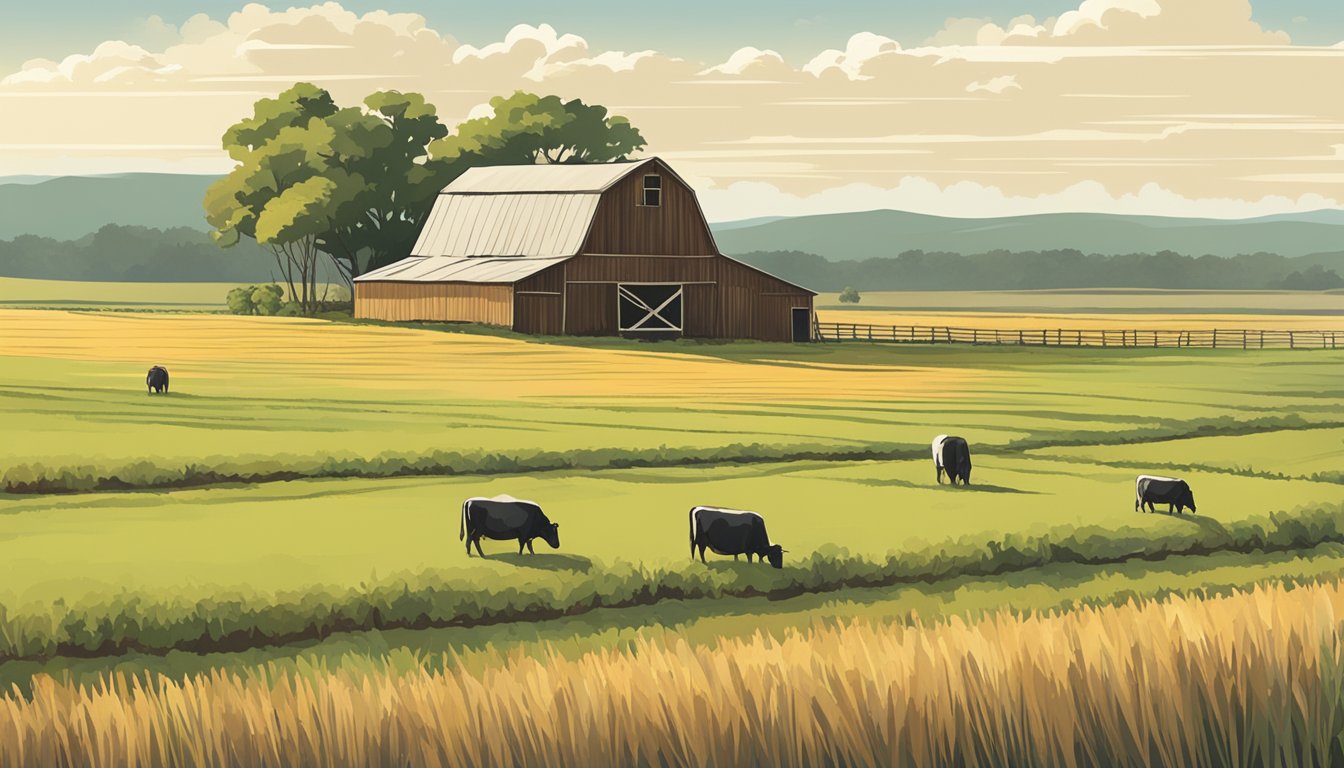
[815,322,1342,349]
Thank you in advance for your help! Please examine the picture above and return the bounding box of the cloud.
[966,75,1021,94]
[1007,0,1290,45]
[802,33,899,78]
[0,0,1338,222]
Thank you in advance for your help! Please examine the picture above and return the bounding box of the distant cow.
[932,435,972,485]
[689,506,785,569]
[460,494,560,556]
[146,366,169,394]
[1135,475,1197,515]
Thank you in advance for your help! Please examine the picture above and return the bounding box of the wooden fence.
[815,322,1342,349]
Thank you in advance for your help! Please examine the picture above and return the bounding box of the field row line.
[3,415,1338,496]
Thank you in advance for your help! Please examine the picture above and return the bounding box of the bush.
[838,286,861,303]
[251,284,284,315]
[227,284,286,315]
[226,286,255,315]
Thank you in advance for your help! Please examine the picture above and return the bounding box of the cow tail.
[460,499,468,540]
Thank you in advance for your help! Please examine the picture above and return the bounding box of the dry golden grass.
[0,309,985,402]
[5,579,1344,766]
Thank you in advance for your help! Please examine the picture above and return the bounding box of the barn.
[353,158,815,342]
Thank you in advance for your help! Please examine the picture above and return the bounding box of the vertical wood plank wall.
[354,282,513,325]
[517,255,812,342]
[581,159,718,256]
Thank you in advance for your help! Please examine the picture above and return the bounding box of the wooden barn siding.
[551,255,812,342]
[354,282,513,326]
[513,267,564,335]
[582,160,718,257]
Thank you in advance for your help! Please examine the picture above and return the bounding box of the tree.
[206,84,346,314]
[207,84,647,308]
[838,286,862,303]
[428,91,646,169]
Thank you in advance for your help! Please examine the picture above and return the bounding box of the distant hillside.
[713,210,1344,260]
[0,174,218,240]
[0,225,277,282]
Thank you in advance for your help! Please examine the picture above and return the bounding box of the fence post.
[1212,329,1218,349]
[1290,331,1295,349]
[1242,330,1247,350]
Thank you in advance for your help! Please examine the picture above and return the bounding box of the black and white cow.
[932,434,972,485]
[460,495,560,556]
[146,365,170,394]
[689,506,785,569]
[1135,475,1197,515]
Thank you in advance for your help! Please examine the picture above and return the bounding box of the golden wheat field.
[0,309,987,402]
[4,580,1344,767]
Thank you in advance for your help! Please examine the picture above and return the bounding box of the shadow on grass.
[490,552,595,573]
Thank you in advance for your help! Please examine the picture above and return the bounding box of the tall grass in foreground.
[5,579,1344,766]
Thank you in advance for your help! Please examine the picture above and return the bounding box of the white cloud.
[802,32,899,78]
[700,47,787,76]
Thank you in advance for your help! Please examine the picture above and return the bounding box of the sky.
[1,0,1342,220]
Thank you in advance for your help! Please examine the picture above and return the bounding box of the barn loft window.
[618,284,683,332]
[641,174,662,207]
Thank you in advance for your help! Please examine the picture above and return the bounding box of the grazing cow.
[1135,475,1197,515]
[146,366,170,394]
[460,494,560,556]
[689,506,785,569]
[932,434,972,485]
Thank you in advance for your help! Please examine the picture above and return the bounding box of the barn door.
[617,284,683,336]
[791,307,812,342]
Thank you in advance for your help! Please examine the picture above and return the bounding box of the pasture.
[815,289,1344,331]
[3,303,1344,755]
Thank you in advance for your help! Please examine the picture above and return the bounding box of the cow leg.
[734,554,739,561]
[698,545,707,564]
[1168,503,1175,515]
[936,466,943,484]
[465,534,473,556]
[519,538,527,554]
[746,553,753,563]
[527,539,536,554]
[473,536,486,557]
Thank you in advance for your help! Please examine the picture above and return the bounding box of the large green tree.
[207,85,648,307]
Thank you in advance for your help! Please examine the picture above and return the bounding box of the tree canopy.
[205,84,647,312]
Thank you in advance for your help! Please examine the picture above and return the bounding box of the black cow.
[932,434,972,485]
[689,506,785,569]
[146,366,170,394]
[1135,475,1197,515]
[460,495,560,556]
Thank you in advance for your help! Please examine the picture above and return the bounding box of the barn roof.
[446,161,648,194]
[410,193,600,258]
[355,255,568,284]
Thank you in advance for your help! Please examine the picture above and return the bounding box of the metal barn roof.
[410,193,600,258]
[354,255,569,284]
[446,160,649,194]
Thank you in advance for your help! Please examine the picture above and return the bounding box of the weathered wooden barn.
[354,158,815,342]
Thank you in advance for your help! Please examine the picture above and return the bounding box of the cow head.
[765,544,784,569]
[1182,489,1196,514]
[541,522,560,549]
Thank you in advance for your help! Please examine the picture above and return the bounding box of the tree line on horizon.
[735,249,1344,293]
[204,84,647,314]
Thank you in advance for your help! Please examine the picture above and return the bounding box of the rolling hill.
[712,209,1344,260]
[0,174,217,240]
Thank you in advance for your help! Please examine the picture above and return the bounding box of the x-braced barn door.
[617,284,683,337]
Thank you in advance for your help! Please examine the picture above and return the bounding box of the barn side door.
[617,283,684,339]
[791,307,812,342]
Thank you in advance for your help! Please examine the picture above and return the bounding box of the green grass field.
[2,306,1344,687]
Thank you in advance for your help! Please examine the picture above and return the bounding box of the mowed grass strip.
[0,455,1341,662]
[8,578,1344,766]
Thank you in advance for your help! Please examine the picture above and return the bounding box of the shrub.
[838,286,861,303]
[225,285,255,315]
